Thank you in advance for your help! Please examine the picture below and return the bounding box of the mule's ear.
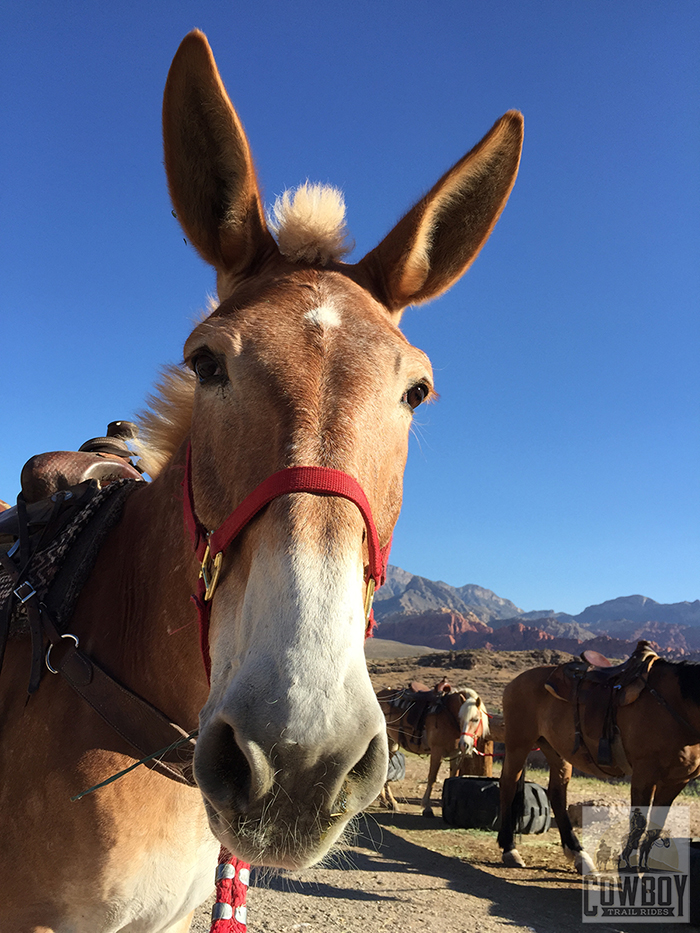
[357,111,523,314]
[163,31,277,286]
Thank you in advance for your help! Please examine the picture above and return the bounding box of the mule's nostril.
[195,720,252,812]
[346,731,388,798]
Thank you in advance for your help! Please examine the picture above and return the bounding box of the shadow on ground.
[251,811,698,932]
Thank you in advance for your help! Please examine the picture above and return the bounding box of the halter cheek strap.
[461,712,486,755]
[182,444,391,678]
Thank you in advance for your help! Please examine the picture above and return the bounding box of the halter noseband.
[460,706,486,755]
[182,444,391,677]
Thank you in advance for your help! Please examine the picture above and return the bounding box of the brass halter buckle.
[200,543,224,602]
[364,577,376,625]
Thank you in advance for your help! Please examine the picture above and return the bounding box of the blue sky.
[2,2,698,615]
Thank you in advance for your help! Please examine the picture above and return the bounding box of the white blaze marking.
[304,304,341,330]
[208,538,370,744]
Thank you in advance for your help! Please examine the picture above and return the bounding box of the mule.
[498,656,700,873]
[377,684,492,816]
[0,29,522,932]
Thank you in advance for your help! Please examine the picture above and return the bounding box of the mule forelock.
[268,183,353,265]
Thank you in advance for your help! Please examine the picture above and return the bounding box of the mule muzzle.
[193,712,388,868]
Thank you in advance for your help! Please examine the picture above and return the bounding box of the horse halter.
[460,708,485,755]
[182,444,391,677]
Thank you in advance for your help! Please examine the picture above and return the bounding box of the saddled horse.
[377,683,492,816]
[498,645,700,873]
[0,30,522,932]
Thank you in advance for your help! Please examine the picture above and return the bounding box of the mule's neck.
[75,448,208,730]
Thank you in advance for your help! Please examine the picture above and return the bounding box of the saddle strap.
[648,685,700,741]
[571,678,626,778]
[394,691,450,751]
[41,605,196,785]
[0,580,12,676]
[0,483,196,787]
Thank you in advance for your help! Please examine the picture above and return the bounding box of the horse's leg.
[637,778,687,871]
[618,774,656,870]
[497,743,530,868]
[540,741,594,874]
[421,749,442,817]
[384,781,400,812]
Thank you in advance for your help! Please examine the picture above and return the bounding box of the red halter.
[461,710,486,756]
[182,444,391,678]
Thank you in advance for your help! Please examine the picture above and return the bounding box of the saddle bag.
[441,775,551,834]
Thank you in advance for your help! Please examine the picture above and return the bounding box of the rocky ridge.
[373,566,700,655]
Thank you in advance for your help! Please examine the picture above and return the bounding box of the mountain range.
[373,567,700,656]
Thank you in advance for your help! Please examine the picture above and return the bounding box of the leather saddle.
[408,677,452,697]
[1,421,144,650]
[392,680,453,748]
[19,421,142,503]
[545,640,658,772]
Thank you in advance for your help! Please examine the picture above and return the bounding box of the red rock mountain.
[378,608,491,650]
[374,566,700,656]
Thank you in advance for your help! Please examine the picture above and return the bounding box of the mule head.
[159,29,521,868]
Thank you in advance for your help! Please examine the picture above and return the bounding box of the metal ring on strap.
[45,632,79,674]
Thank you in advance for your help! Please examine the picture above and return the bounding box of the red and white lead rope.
[210,848,250,932]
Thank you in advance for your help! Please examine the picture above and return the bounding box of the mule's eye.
[191,352,223,385]
[403,383,430,410]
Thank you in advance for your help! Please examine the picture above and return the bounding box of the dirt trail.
[192,807,693,933]
[191,812,583,933]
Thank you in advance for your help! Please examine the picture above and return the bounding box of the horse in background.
[0,29,522,930]
[377,681,492,816]
[498,645,700,873]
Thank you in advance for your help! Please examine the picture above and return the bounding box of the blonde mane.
[134,364,195,477]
